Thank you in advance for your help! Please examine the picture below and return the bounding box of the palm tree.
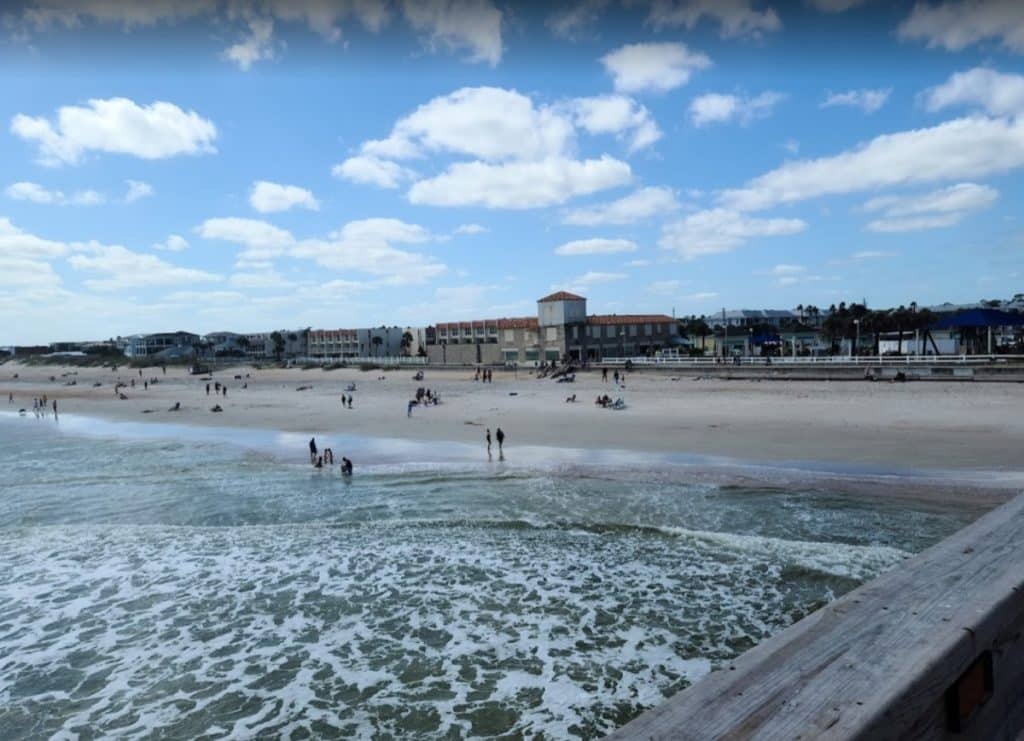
[371,335,383,357]
[401,331,414,357]
[270,331,285,361]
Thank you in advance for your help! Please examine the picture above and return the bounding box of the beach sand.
[3,361,1024,488]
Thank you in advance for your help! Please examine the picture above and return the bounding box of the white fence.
[294,355,427,366]
[600,354,1024,367]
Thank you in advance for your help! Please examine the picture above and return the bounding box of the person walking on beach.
[52,399,57,417]
[8,392,12,403]
[602,367,607,382]
[309,437,317,463]
[496,427,505,453]
[408,400,415,417]
[341,457,353,475]
[486,428,492,455]
[206,383,210,396]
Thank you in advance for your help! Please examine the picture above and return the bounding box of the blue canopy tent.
[931,309,1024,354]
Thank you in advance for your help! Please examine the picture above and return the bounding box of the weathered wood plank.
[607,493,1024,741]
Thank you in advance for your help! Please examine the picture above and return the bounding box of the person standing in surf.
[309,437,317,463]
[496,427,505,454]
[486,428,492,456]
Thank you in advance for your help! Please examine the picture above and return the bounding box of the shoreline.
[2,410,1017,512]
[3,360,1024,503]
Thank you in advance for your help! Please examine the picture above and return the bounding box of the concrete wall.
[426,342,502,365]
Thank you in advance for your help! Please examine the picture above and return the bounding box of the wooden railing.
[606,493,1024,740]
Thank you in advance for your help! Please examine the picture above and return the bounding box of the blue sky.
[1,0,1023,344]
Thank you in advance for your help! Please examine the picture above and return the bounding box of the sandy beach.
[3,360,1024,483]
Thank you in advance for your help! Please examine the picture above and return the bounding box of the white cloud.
[11,97,217,166]
[249,180,320,213]
[721,116,1024,211]
[224,17,277,70]
[689,91,785,126]
[562,270,628,293]
[921,67,1024,117]
[370,86,574,162]
[898,0,1024,53]
[770,264,806,275]
[546,0,610,39]
[4,181,106,206]
[682,291,719,301]
[291,218,445,284]
[554,238,638,256]
[660,208,807,259]
[782,138,800,154]
[332,155,416,189]
[153,234,189,252]
[197,217,296,260]
[401,0,503,65]
[408,155,632,209]
[563,186,678,225]
[862,182,998,232]
[571,94,662,152]
[644,0,782,37]
[454,223,487,234]
[625,259,652,267]
[821,87,891,113]
[601,42,711,94]
[124,179,154,203]
[5,181,63,204]
[0,216,73,258]
[261,0,392,39]
[68,244,220,291]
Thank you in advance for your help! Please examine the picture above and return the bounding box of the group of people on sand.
[14,393,58,417]
[600,368,626,386]
[474,368,493,383]
[309,437,353,475]
[340,393,353,408]
[407,387,440,416]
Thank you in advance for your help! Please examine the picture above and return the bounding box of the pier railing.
[606,493,1024,740]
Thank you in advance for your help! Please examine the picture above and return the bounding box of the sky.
[1,0,1023,344]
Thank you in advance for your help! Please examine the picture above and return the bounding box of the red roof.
[497,317,538,329]
[587,314,675,326]
[538,291,585,303]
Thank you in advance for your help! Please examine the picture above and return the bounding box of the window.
[504,329,514,342]
[546,327,557,341]
[629,324,637,337]
[645,324,652,336]
[503,350,519,361]
[545,349,560,361]
[571,326,578,340]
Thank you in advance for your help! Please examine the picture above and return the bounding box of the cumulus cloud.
[899,0,1024,53]
[554,238,638,256]
[660,208,807,259]
[332,155,416,189]
[601,41,711,93]
[861,182,998,232]
[454,223,488,234]
[570,94,662,152]
[68,244,220,291]
[292,218,445,284]
[821,87,891,113]
[198,216,445,285]
[11,97,217,166]
[721,116,1024,211]
[401,0,503,65]
[689,91,785,126]
[18,0,213,30]
[152,234,189,252]
[249,180,320,213]
[921,67,1024,117]
[643,0,782,37]
[197,217,297,261]
[408,155,632,209]
[563,186,678,226]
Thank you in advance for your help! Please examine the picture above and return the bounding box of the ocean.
[0,413,977,739]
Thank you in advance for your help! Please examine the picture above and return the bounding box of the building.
[203,332,247,357]
[426,292,680,364]
[306,326,410,360]
[122,332,201,359]
[708,309,801,329]
[242,329,310,361]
